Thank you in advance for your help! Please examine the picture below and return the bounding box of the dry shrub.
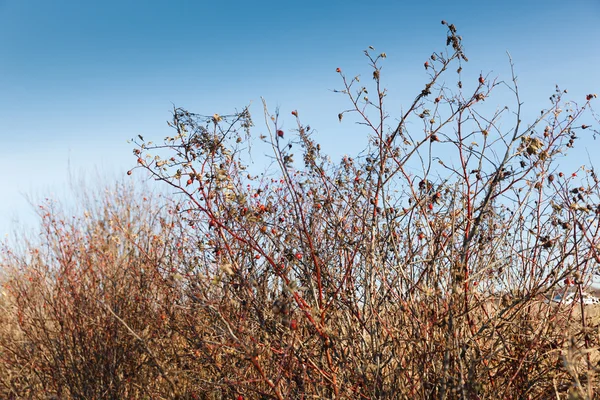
[2,21,600,399]
[0,183,189,398]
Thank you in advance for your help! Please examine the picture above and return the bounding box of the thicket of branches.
[2,21,600,399]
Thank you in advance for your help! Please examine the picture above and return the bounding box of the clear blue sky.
[1,0,599,235]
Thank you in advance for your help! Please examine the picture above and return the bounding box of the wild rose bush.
[2,21,600,399]
[0,183,194,398]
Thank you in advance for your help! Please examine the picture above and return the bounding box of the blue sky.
[1,0,599,235]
